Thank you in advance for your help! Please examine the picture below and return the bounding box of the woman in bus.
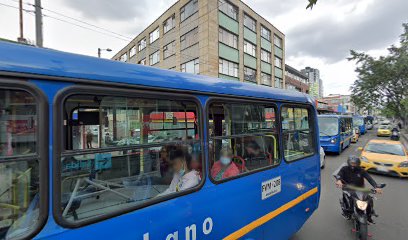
[211,147,240,181]
[158,148,200,196]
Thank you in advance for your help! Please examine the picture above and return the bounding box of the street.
[292,129,408,240]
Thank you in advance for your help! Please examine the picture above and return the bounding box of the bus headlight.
[356,200,368,211]
[360,156,369,163]
[399,161,408,168]
[330,138,336,144]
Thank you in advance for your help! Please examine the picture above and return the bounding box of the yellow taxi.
[377,124,392,137]
[359,139,408,177]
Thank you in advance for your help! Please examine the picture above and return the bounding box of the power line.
[41,13,131,42]
[6,0,132,40]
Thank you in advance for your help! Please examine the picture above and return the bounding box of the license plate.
[377,166,389,172]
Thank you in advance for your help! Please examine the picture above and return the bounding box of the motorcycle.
[337,182,386,240]
[390,129,400,141]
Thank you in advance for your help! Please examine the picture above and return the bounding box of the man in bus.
[335,156,383,223]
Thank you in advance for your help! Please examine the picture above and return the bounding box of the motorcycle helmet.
[347,155,361,170]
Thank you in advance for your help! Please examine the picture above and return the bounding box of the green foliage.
[349,23,408,124]
[306,0,318,10]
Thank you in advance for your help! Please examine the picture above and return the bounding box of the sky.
[0,0,407,96]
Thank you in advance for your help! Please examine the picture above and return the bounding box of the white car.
[320,147,326,169]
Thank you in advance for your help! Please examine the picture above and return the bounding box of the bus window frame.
[0,78,49,240]
[53,85,206,229]
[205,96,281,185]
[280,103,318,164]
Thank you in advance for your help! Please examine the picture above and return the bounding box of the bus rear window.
[0,89,41,239]
[60,94,202,224]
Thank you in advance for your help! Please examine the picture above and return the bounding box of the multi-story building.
[112,0,285,88]
[321,94,356,114]
[301,67,322,98]
[284,64,309,93]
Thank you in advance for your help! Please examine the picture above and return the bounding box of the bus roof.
[0,41,311,103]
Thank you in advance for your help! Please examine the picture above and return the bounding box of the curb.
[402,133,408,148]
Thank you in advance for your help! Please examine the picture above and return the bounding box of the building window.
[275,77,282,88]
[261,72,272,86]
[163,14,175,34]
[180,0,198,22]
[274,35,282,48]
[219,28,238,49]
[261,49,271,63]
[244,14,256,32]
[180,27,198,50]
[181,58,199,74]
[281,106,315,161]
[163,41,176,59]
[129,46,136,58]
[149,28,160,44]
[138,58,146,65]
[244,41,256,57]
[218,0,238,20]
[219,58,238,77]
[119,53,127,62]
[275,57,282,68]
[209,102,279,182]
[261,25,271,41]
[149,51,160,65]
[138,38,146,52]
[244,67,257,83]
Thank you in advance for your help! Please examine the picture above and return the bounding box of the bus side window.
[59,94,203,225]
[208,102,279,182]
[0,88,42,239]
[282,106,315,162]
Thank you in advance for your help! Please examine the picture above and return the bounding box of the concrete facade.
[112,0,285,88]
[284,64,309,93]
[321,94,356,114]
[301,66,323,98]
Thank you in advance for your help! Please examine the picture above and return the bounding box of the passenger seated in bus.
[158,148,200,196]
[211,147,240,181]
[244,140,262,160]
[189,153,202,179]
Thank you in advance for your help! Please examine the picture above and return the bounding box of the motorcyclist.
[335,155,383,223]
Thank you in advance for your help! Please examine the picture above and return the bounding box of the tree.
[306,0,318,10]
[349,23,408,125]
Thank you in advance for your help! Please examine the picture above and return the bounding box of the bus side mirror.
[357,147,363,151]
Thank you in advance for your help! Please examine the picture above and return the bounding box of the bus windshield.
[318,117,338,136]
[353,117,364,126]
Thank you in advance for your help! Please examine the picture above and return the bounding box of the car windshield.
[379,125,391,130]
[353,117,364,126]
[365,143,405,156]
[318,117,338,136]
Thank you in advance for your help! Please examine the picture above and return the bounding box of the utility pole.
[35,0,43,47]
[17,0,26,43]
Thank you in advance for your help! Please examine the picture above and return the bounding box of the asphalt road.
[291,129,408,240]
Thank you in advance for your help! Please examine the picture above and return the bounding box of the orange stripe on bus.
[223,187,319,240]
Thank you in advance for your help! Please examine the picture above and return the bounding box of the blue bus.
[0,41,320,240]
[353,115,366,135]
[318,115,353,154]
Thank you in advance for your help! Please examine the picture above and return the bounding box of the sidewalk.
[401,131,408,148]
